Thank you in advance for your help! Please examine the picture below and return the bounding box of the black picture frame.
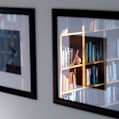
[52,8,119,118]
[0,7,37,99]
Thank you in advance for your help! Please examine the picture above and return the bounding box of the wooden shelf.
[85,29,104,33]
[107,80,119,85]
[107,58,119,62]
[86,60,104,66]
[62,64,82,70]
[88,83,104,88]
[60,26,105,98]
[60,31,82,37]
[61,86,85,95]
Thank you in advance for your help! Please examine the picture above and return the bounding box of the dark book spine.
[88,42,92,63]
[91,66,96,84]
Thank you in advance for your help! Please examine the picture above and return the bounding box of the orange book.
[62,72,69,92]
[72,49,79,65]
[62,74,66,92]
[69,72,73,90]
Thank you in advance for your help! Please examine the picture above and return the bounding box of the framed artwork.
[52,8,119,118]
[0,7,37,99]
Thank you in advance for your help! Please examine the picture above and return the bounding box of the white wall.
[0,0,118,119]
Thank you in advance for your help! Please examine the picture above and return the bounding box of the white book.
[79,90,83,103]
[66,47,70,67]
[106,65,109,83]
[112,61,117,80]
[65,77,69,91]
[62,49,65,68]
[106,87,112,104]
[111,20,116,28]
[69,48,73,65]
[92,45,95,62]
[94,19,99,30]
[86,68,91,86]
[112,86,116,102]
[73,72,77,89]
[63,47,68,67]
[62,74,66,92]
[117,38,119,58]
[109,64,113,81]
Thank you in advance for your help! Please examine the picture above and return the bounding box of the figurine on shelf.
[76,55,81,65]
[72,49,81,65]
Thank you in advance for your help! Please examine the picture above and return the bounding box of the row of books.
[69,88,105,106]
[62,85,119,106]
[85,66,98,86]
[60,18,119,35]
[106,85,119,104]
[62,71,77,92]
[106,61,119,82]
[85,41,103,63]
[83,18,119,32]
[62,47,73,68]
[75,90,83,103]
[62,47,81,68]
[62,88,105,106]
[105,19,119,30]
[84,88,104,106]
[107,38,119,59]
[83,18,103,32]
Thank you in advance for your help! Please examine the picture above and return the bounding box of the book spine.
[99,42,103,60]
[106,86,112,104]
[62,48,65,68]
[76,90,83,103]
[92,44,96,62]
[85,68,91,86]
[112,61,117,80]
[117,38,119,58]
[69,48,73,65]
[62,74,65,92]
[109,64,113,81]
[112,86,116,102]
[85,42,88,63]
[96,67,98,84]
[94,19,99,30]
[73,72,77,89]
[91,66,96,84]
[69,72,73,90]
[116,62,119,80]
[88,42,92,63]
[106,64,109,83]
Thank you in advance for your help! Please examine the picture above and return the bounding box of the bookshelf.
[59,17,119,108]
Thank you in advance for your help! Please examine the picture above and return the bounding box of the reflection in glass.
[57,16,119,112]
